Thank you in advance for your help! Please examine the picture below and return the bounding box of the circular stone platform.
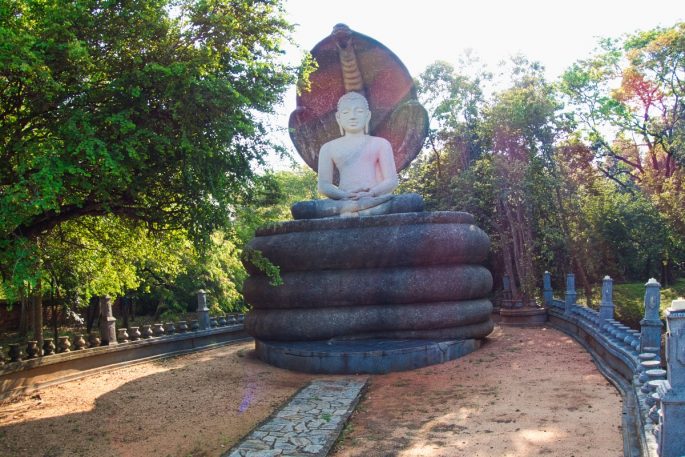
[499,307,548,326]
[254,338,480,374]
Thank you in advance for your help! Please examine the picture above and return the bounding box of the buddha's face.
[336,96,370,134]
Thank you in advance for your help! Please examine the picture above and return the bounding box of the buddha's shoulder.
[320,137,344,154]
[368,135,391,148]
[320,135,390,154]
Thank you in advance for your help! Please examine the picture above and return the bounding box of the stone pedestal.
[640,278,663,353]
[99,296,117,345]
[256,338,480,374]
[656,299,685,457]
[243,211,494,373]
[244,212,493,341]
[499,306,547,326]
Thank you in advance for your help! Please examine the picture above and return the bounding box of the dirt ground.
[331,326,623,457]
[0,325,623,457]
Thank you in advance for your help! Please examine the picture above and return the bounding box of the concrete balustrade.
[0,305,247,401]
[564,273,576,315]
[654,299,685,457]
[1,314,245,368]
[542,272,684,457]
[641,279,663,354]
[0,291,247,399]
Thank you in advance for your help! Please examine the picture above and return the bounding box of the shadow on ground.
[0,342,316,457]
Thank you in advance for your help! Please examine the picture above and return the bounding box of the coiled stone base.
[243,211,494,343]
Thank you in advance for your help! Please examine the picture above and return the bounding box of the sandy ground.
[0,325,623,457]
[331,326,624,457]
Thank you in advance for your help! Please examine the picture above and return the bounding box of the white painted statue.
[290,91,423,219]
[317,92,398,217]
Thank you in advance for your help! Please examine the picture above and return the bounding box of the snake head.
[332,23,352,49]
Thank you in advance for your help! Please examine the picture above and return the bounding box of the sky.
[270,0,683,168]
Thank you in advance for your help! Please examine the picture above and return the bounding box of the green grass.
[567,278,685,329]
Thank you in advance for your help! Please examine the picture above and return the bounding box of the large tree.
[0,0,298,347]
[560,22,685,184]
[559,22,685,282]
[1,0,296,286]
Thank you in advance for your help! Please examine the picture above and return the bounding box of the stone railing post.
[543,271,553,307]
[599,275,614,322]
[657,299,685,457]
[564,273,576,314]
[197,290,210,330]
[99,295,117,345]
[640,278,663,353]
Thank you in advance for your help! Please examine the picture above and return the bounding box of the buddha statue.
[243,25,495,373]
[291,92,423,219]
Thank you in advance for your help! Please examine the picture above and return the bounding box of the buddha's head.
[335,92,370,135]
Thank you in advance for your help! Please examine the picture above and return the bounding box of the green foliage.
[234,167,317,287]
[407,34,685,302]
[241,248,282,287]
[0,0,297,297]
[558,23,685,185]
[401,59,489,210]
[557,22,685,284]
[137,229,247,313]
[580,182,668,280]
[8,214,248,313]
[576,279,685,328]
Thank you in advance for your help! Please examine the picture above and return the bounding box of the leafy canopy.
[0,0,298,293]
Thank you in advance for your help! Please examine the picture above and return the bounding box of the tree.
[405,56,572,302]
[403,60,488,209]
[560,23,685,183]
[1,0,296,280]
[1,0,298,345]
[559,21,685,282]
[477,57,567,302]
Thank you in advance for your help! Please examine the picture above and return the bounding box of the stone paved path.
[224,378,367,457]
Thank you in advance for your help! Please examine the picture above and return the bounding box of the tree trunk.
[491,207,519,299]
[18,287,28,337]
[502,241,519,299]
[513,201,535,302]
[573,256,593,307]
[502,197,527,298]
[32,278,43,356]
[52,280,58,342]
[120,297,129,329]
[660,258,671,287]
[27,284,33,336]
[86,296,98,334]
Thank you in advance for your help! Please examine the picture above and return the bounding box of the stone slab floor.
[0,325,622,457]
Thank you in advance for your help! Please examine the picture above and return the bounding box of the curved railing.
[543,272,683,457]
[0,314,247,401]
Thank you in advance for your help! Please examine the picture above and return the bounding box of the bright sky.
[271,0,683,168]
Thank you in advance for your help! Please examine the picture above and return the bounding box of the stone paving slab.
[223,378,367,457]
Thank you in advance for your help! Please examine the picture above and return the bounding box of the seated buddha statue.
[291,92,423,220]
